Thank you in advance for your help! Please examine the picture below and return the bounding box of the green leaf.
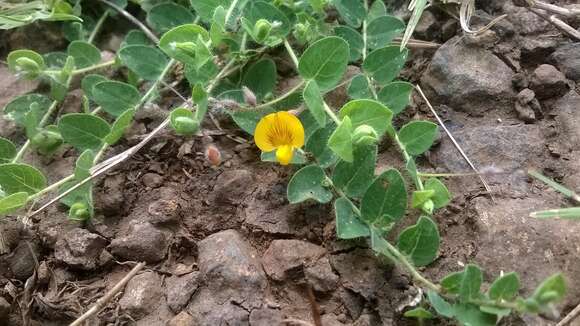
[122,30,152,48]
[0,192,28,215]
[367,15,406,49]
[118,45,169,81]
[363,46,408,86]
[0,163,46,195]
[190,0,231,22]
[328,116,353,162]
[305,124,337,168]
[489,272,520,301]
[361,169,407,225]
[242,59,277,101]
[67,41,101,69]
[92,81,141,116]
[231,108,274,135]
[404,307,434,320]
[398,121,438,156]
[60,150,95,214]
[332,143,377,198]
[333,0,366,28]
[367,0,386,22]
[334,26,363,62]
[298,36,349,91]
[185,60,219,86]
[158,24,210,67]
[441,271,464,294]
[245,1,291,38]
[287,165,333,204]
[44,51,68,68]
[397,216,439,266]
[377,81,414,115]
[261,150,306,164]
[7,49,45,77]
[105,109,135,145]
[459,264,483,301]
[530,207,580,219]
[170,107,199,136]
[0,137,17,163]
[58,113,111,151]
[427,291,454,318]
[339,99,393,137]
[347,74,372,100]
[303,80,326,128]
[335,197,370,239]
[411,190,435,208]
[369,227,395,259]
[147,2,195,34]
[479,306,511,318]
[453,304,497,326]
[3,94,52,126]
[81,74,108,100]
[532,273,566,304]
[425,178,452,209]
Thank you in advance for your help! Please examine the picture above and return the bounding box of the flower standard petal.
[254,113,277,152]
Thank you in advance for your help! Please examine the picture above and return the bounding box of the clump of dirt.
[1,1,580,325]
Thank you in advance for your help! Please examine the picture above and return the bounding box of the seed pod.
[173,116,200,135]
[205,144,222,166]
[352,125,378,145]
[69,202,90,221]
[242,86,257,106]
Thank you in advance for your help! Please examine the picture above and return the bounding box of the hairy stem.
[284,39,300,69]
[254,80,305,110]
[88,9,109,44]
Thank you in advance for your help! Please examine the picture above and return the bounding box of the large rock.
[305,256,339,292]
[550,43,580,82]
[248,307,283,326]
[119,271,163,320]
[196,229,266,308]
[529,64,569,100]
[421,37,515,115]
[165,272,200,313]
[262,240,326,281]
[331,249,391,300]
[553,91,580,152]
[212,170,254,205]
[110,222,168,263]
[54,228,107,270]
[167,311,195,326]
[8,241,40,280]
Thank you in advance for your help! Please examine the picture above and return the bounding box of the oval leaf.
[298,36,349,91]
[158,24,210,66]
[339,99,393,137]
[245,1,291,38]
[303,80,326,127]
[347,74,372,100]
[0,137,17,163]
[334,26,363,62]
[361,169,407,224]
[333,0,366,27]
[328,117,353,162]
[363,46,408,86]
[0,192,29,215]
[425,178,452,209]
[489,272,520,301]
[92,81,141,116]
[242,58,277,101]
[399,121,439,156]
[332,143,377,198]
[58,113,111,150]
[119,45,169,80]
[81,74,108,100]
[3,94,52,126]
[305,123,337,168]
[287,165,333,204]
[377,81,414,115]
[67,41,101,68]
[335,197,370,239]
[367,15,406,49]
[0,163,47,195]
[105,109,135,145]
[397,216,440,266]
[147,2,195,33]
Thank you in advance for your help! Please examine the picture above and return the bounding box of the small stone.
[119,271,162,320]
[37,261,50,285]
[147,199,180,224]
[414,10,439,40]
[97,173,126,216]
[553,91,580,152]
[512,73,529,91]
[331,249,391,300]
[550,43,580,82]
[517,88,535,104]
[515,102,536,123]
[530,64,569,100]
[212,170,254,205]
[142,173,164,188]
[167,311,195,326]
[8,241,40,280]
[248,307,283,326]
[110,222,168,263]
[55,228,107,270]
[262,240,326,281]
[0,296,10,320]
[166,272,200,313]
[305,256,339,292]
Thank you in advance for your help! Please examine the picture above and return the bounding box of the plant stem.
[284,39,300,69]
[88,9,109,44]
[393,131,424,190]
[323,102,340,124]
[254,80,305,110]
[383,240,441,292]
[27,175,74,202]
[99,0,159,43]
[224,0,240,27]
[71,59,115,76]
[138,59,176,106]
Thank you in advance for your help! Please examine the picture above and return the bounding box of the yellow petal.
[276,145,293,165]
[253,111,305,152]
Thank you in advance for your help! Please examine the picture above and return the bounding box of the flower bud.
[254,19,272,42]
[69,202,90,221]
[242,86,257,106]
[173,116,200,135]
[421,199,434,215]
[15,57,41,78]
[205,144,222,166]
[352,125,378,145]
[31,129,63,155]
[174,42,197,58]
[293,23,309,44]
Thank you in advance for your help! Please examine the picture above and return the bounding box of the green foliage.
[0,138,17,163]
[67,41,101,68]
[397,216,439,266]
[146,2,195,33]
[366,15,405,49]
[0,163,46,195]
[298,37,349,91]
[287,165,333,204]
[361,169,407,225]
[118,45,169,80]
[58,114,111,151]
[328,117,353,162]
[377,81,413,115]
[170,108,199,136]
[303,80,326,128]
[92,81,140,116]
[363,46,408,86]
[243,59,277,101]
[398,121,439,156]
[339,100,392,137]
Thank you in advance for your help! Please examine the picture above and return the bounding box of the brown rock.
[119,271,162,319]
[530,64,569,100]
[167,311,195,326]
[54,228,107,270]
[110,222,168,263]
[262,239,326,281]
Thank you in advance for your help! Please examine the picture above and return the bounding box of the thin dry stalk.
[528,8,580,40]
[556,302,580,326]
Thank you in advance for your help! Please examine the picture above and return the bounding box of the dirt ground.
[1,1,580,325]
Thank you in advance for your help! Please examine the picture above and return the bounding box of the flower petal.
[276,145,293,165]
[254,113,277,152]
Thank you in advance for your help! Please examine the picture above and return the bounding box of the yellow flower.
[254,111,305,165]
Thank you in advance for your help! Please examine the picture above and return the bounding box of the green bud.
[15,57,41,72]
[293,23,309,44]
[31,129,63,155]
[174,42,197,58]
[521,298,540,313]
[421,199,434,215]
[69,202,90,221]
[538,290,559,303]
[254,19,272,42]
[173,116,200,135]
[352,125,378,145]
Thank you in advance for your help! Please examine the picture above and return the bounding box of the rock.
[331,249,391,300]
[530,64,569,100]
[8,241,40,280]
[97,173,126,216]
[197,229,266,308]
[517,88,535,104]
[0,296,10,320]
[339,289,364,321]
[321,314,347,326]
[188,292,250,326]
[147,199,180,224]
[142,173,164,188]
[550,43,580,82]
[421,37,514,115]
[414,10,439,40]
[440,19,458,41]
[262,240,326,281]
[168,311,195,326]
[515,89,539,123]
[110,222,168,263]
[353,313,382,326]
[305,256,339,292]
[166,272,200,313]
[512,73,529,90]
[0,65,39,110]
[55,228,107,270]
[515,102,536,123]
[248,307,283,326]
[212,170,254,205]
[504,3,551,35]
[119,271,163,320]
[519,37,559,67]
[553,91,580,152]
